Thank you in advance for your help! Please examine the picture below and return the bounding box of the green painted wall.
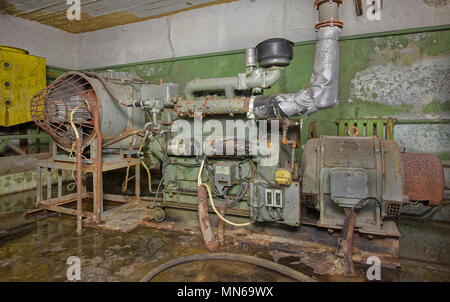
[88,28,450,159]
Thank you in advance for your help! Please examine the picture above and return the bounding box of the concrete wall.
[89,28,450,162]
[1,0,449,70]
[1,0,449,160]
[0,13,78,70]
[76,0,450,69]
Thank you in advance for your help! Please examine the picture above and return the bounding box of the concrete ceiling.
[0,0,238,33]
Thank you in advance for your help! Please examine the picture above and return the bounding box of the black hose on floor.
[139,253,316,282]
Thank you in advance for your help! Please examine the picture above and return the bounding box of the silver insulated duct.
[250,0,343,119]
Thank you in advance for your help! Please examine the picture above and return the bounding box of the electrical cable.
[198,159,252,227]
[342,197,382,238]
[139,253,316,282]
[67,106,89,191]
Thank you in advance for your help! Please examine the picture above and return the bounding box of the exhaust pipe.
[250,0,343,119]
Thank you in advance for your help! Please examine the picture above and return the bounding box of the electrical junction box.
[275,168,292,185]
[0,46,46,127]
[214,162,238,194]
[329,167,369,208]
[265,189,274,207]
[265,188,283,208]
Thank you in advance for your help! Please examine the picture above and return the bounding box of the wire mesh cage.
[31,73,97,150]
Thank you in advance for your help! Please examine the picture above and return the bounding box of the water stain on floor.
[0,214,449,282]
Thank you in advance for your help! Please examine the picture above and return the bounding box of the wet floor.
[1,213,449,282]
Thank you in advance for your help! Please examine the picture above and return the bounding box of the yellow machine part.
[275,168,292,185]
[0,46,46,127]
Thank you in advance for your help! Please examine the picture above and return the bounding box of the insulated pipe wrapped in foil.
[251,26,341,119]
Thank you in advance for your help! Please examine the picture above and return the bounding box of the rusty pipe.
[197,185,218,252]
[76,136,83,236]
[102,130,143,148]
[218,203,226,246]
[343,212,357,275]
[89,101,103,223]
[175,97,250,116]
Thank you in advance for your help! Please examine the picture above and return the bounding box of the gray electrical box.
[214,162,238,194]
[265,188,283,208]
[330,167,369,208]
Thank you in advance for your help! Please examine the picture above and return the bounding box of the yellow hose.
[198,159,251,227]
[70,105,83,139]
[141,160,154,194]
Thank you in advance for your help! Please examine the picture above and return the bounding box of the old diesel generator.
[30,0,444,267]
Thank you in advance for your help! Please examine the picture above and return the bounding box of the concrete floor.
[0,168,449,282]
[0,211,449,282]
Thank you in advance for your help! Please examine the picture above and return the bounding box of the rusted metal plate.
[402,153,444,206]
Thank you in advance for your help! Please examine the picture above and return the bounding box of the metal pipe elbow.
[255,26,341,119]
[246,68,282,89]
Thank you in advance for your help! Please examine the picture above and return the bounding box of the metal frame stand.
[34,141,140,227]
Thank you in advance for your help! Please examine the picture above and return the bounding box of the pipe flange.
[314,0,342,8]
[314,19,344,29]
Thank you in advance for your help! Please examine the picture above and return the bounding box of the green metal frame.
[337,118,450,139]
[336,118,397,139]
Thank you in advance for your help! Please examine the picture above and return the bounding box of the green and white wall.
[0,0,449,212]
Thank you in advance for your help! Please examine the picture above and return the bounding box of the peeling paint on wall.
[349,56,450,109]
[90,29,450,159]
[394,124,450,154]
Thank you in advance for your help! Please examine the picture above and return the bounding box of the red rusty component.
[76,136,83,236]
[174,97,250,116]
[402,153,445,206]
[314,0,343,7]
[197,185,218,252]
[314,19,344,30]
[90,100,103,223]
[218,203,226,246]
[347,126,359,137]
[341,212,357,276]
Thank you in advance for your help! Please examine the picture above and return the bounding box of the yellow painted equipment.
[275,168,292,185]
[0,46,46,127]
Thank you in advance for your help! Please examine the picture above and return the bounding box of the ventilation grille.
[302,193,317,208]
[31,73,97,150]
[336,118,397,139]
[385,200,402,217]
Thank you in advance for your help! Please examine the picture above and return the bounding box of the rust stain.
[402,153,445,206]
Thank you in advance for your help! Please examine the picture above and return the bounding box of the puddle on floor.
[0,214,449,282]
